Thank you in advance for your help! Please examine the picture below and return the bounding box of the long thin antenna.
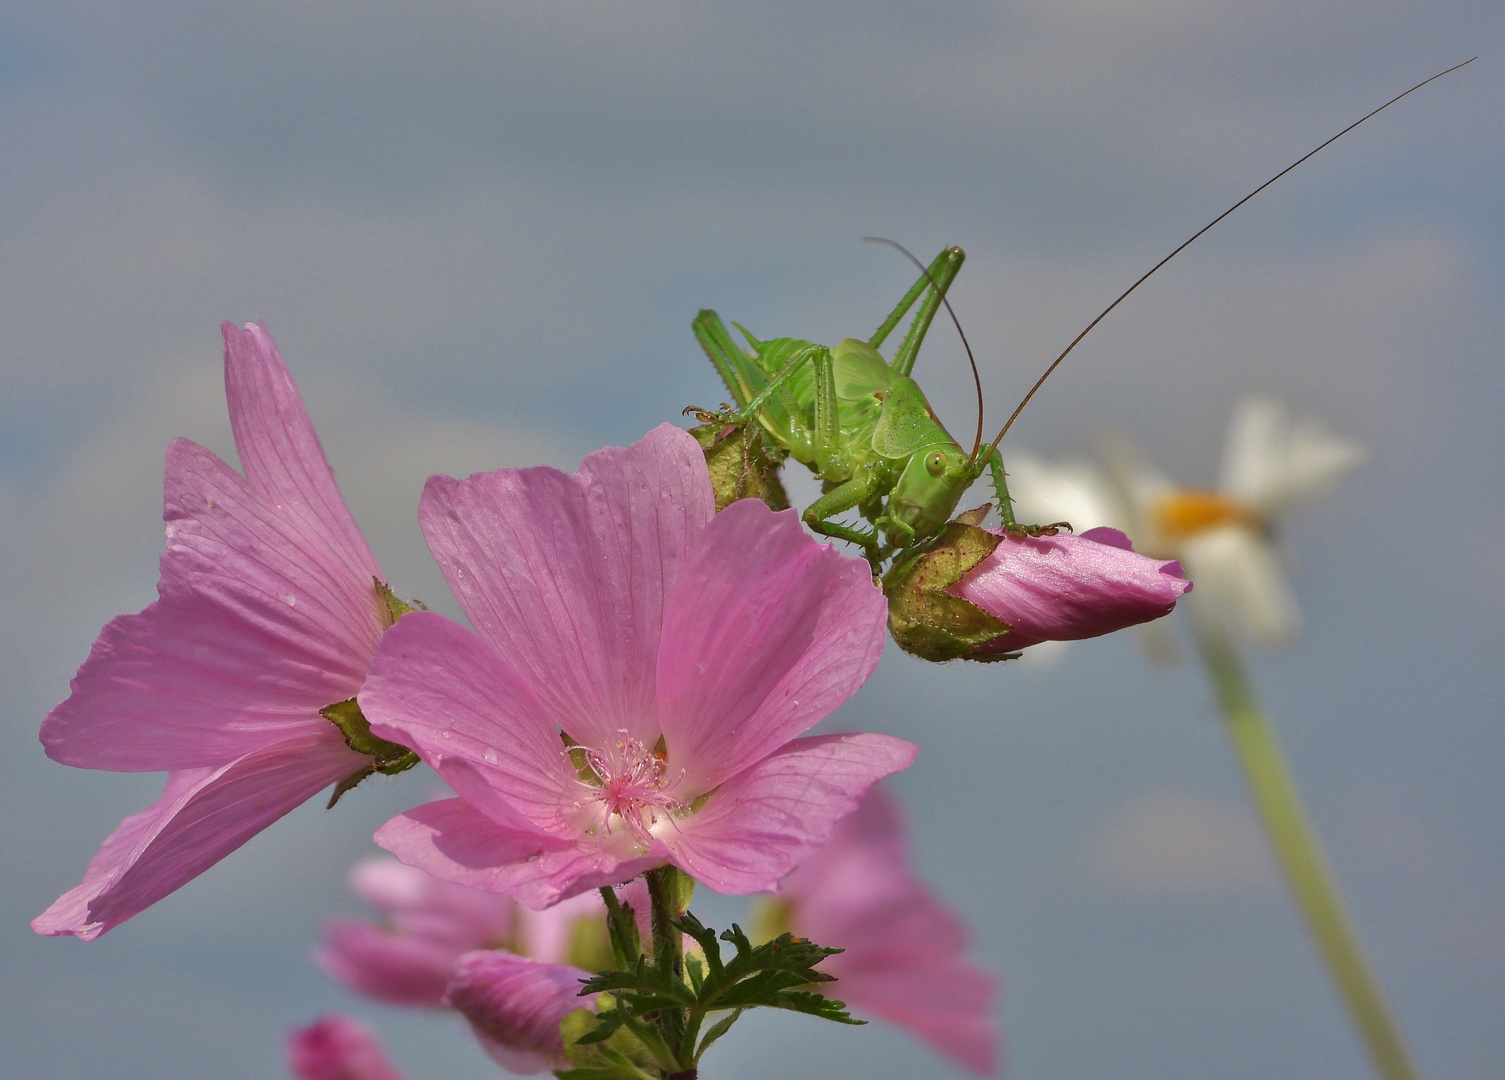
[985,57,1475,459]
[863,236,987,461]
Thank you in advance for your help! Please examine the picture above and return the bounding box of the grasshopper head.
[882,441,976,548]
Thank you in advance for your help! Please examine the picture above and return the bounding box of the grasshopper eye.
[925,450,947,476]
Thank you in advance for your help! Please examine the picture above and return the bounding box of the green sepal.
[320,698,420,807]
[688,419,791,513]
[375,578,425,627]
[560,1004,660,1078]
[882,520,1014,662]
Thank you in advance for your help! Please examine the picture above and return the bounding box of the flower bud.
[287,1016,406,1080]
[444,951,595,1075]
[687,418,790,512]
[885,521,1190,661]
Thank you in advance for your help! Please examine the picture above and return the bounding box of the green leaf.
[693,1008,743,1064]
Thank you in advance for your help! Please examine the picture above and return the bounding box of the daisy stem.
[1196,625,1421,1080]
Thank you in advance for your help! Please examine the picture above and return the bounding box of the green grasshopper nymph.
[690,60,1472,576]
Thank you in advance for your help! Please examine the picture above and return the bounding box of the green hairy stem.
[1195,624,1422,1080]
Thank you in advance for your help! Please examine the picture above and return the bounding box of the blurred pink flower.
[34,323,390,940]
[288,1015,407,1080]
[953,526,1189,656]
[317,858,604,1007]
[445,951,596,1075]
[363,424,916,908]
[777,786,1000,1075]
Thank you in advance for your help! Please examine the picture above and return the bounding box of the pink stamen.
[571,730,686,844]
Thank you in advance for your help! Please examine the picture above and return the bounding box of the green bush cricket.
[689,61,1472,575]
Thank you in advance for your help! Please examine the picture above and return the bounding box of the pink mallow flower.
[317,857,605,1008]
[953,526,1190,656]
[288,1015,407,1080]
[35,323,392,940]
[445,951,597,1075]
[773,786,1000,1075]
[361,424,916,908]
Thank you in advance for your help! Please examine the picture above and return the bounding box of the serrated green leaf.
[693,1008,744,1064]
[767,990,866,1025]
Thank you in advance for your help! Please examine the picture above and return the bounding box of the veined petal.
[656,500,887,793]
[360,611,578,835]
[33,731,365,940]
[42,438,385,772]
[781,788,999,1075]
[373,798,661,911]
[417,424,713,748]
[288,1015,407,1080]
[954,527,1190,654]
[669,733,917,895]
[445,952,595,1075]
[223,323,383,588]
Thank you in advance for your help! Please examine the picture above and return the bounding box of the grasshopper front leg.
[803,470,885,565]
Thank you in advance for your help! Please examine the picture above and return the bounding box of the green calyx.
[882,518,1013,663]
[686,417,791,513]
[321,697,420,808]
[376,579,425,627]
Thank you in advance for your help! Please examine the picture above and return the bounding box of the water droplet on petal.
[440,730,452,740]
[282,594,296,606]
[483,750,498,764]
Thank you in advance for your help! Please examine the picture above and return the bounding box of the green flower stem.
[1196,625,1421,1080]
[645,866,690,1070]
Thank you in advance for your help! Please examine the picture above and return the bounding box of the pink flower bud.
[952,526,1190,655]
[287,1016,406,1080]
[444,951,595,1075]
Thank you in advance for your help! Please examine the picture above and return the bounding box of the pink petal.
[668,733,917,894]
[656,500,888,793]
[445,951,595,1075]
[33,731,365,940]
[347,858,516,951]
[288,1015,407,1080]
[376,798,664,912]
[821,956,997,1075]
[315,921,460,1008]
[223,323,383,589]
[42,440,384,772]
[42,326,385,771]
[515,889,606,964]
[781,788,999,1074]
[417,424,713,749]
[953,526,1190,654]
[360,611,579,835]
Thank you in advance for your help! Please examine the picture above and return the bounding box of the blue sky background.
[2,3,1502,1079]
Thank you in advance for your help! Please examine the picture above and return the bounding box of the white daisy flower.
[1004,396,1364,648]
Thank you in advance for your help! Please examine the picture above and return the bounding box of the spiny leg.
[867,247,967,377]
[803,472,884,564]
[988,449,1071,536]
[810,344,847,479]
[693,310,757,408]
[987,449,1018,527]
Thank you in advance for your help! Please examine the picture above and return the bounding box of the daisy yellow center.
[1151,490,1261,540]
[572,730,687,843]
